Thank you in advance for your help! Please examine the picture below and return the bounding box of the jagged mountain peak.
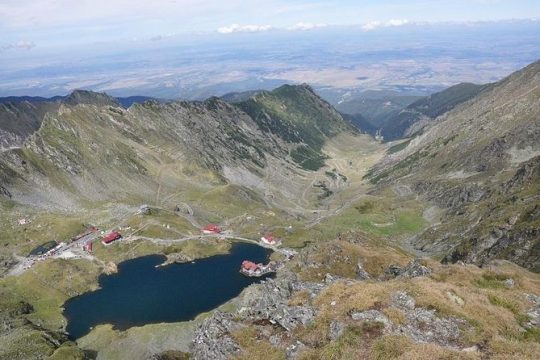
[63,89,120,107]
[254,83,320,101]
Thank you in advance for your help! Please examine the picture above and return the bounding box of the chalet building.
[240,259,278,277]
[101,231,122,245]
[240,260,262,276]
[261,233,281,246]
[201,224,222,234]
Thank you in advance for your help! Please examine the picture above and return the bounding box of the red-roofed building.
[261,233,281,246]
[102,231,122,245]
[241,260,260,272]
[240,260,276,277]
[202,224,222,234]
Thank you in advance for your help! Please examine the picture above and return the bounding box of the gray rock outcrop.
[237,277,316,331]
[384,259,432,279]
[191,312,243,360]
[351,292,468,349]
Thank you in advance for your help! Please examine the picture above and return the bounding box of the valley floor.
[0,133,538,359]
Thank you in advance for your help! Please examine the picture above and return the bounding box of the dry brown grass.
[383,308,406,325]
[297,258,540,359]
[289,289,312,307]
[488,336,540,359]
[235,238,540,360]
[297,238,411,282]
[295,316,333,348]
[232,326,286,360]
[372,335,480,360]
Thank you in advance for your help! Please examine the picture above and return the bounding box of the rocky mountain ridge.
[368,60,540,271]
[0,84,356,209]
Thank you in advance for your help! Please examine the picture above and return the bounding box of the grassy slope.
[366,61,540,270]
[239,85,356,170]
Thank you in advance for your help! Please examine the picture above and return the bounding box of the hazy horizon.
[1,1,539,100]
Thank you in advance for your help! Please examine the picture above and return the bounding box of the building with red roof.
[101,231,122,245]
[241,260,260,272]
[201,224,222,234]
[261,233,281,246]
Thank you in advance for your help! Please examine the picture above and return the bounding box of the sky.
[1,0,540,50]
[0,0,539,98]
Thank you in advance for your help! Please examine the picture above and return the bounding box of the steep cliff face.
[367,60,540,271]
[0,101,60,149]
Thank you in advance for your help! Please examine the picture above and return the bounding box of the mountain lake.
[63,242,272,339]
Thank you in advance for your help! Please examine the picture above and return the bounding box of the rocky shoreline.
[189,257,467,360]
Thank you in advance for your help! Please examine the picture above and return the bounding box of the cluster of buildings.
[240,260,277,277]
[238,232,296,277]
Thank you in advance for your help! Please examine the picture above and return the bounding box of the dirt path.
[132,233,284,253]
[0,146,21,153]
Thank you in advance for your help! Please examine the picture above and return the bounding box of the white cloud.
[361,19,410,31]
[361,21,381,31]
[387,19,409,27]
[287,22,327,31]
[217,24,273,34]
[2,40,35,50]
[217,22,327,34]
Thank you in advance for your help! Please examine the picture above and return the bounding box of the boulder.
[356,262,371,280]
[504,278,515,289]
[397,259,432,278]
[396,308,465,347]
[351,310,393,329]
[286,341,306,360]
[384,259,432,279]
[392,291,416,310]
[525,293,540,328]
[329,320,345,340]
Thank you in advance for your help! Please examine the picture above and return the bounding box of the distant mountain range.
[0,92,161,108]
[0,81,495,145]
[0,92,166,149]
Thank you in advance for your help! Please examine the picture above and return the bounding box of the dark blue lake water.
[63,242,271,339]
